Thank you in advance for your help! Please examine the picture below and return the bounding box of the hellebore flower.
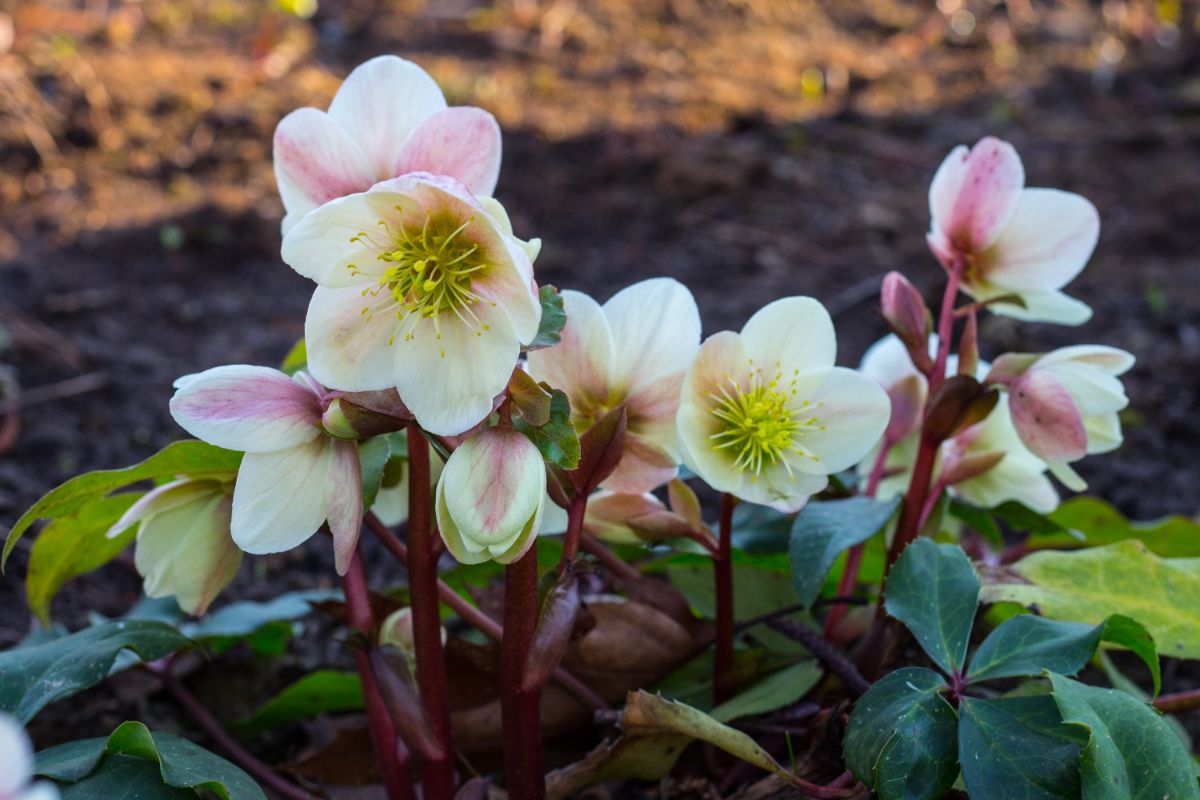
[281,173,541,437]
[274,55,502,233]
[107,477,240,615]
[677,297,890,512]
[0,714,59,800]
[371,449,444,527]
[988,345,1134,491]
[927,136,1099,325]
[858,333,929,446]
[169,365,364,574]
[526,278,701,492]
[435,426,546,564]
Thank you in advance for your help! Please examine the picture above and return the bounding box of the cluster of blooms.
[111,59,1131,612]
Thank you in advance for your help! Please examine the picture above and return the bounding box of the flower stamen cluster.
[708,368,823,477]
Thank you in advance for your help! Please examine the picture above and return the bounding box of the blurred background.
[0,0,1198,638]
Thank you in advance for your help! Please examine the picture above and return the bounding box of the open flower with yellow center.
[677,297,890,512]
[927,136,1099,325]
[274,55,502,234]
[526,278,701,492]
[281,173,541,436]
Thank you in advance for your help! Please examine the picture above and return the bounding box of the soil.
[1,0,1198,793]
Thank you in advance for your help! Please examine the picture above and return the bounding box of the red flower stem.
[405,425,456,800]
[341,550,416,800]
[1154,688,1200,714]
[713,492,736,704]
[560,493,588,566]
[580,533,643,582]
[501,545,545,799]
[930,255,964,389]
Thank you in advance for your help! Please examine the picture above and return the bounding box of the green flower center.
[708,366,822,477]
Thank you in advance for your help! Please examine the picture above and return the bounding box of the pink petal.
[394,107,502,196]
[601,435,679,494]
[986,188,1099,292]
[273,108,374,233]
[525,290,615,409]
[1009,371,1088,462]
[327,440,364,575]
[929,137,1024,253]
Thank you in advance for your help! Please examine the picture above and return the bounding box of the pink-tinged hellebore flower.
[281,173,541,437]
[371,450,444,527]
[0,714,59,800]
[526,278,701,493]
[988,345,1134,491]
[106,477,240,615]
[435,426,546,564]
[677,298,890,512]
[927,136,1099,325]
[858,334,929,446]
[169,365,364,574]
[274,55,501,233]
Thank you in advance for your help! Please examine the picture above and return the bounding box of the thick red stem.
[561,493,588,566]
[1155,688,1200,714]
[714,492,736,704]
[501,546,545,799]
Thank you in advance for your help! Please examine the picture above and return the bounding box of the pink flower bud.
[1008,370,1088,464]
[880,272,932,373]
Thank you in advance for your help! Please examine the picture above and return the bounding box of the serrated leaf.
[5,440,242,567]
[789,495,899,607]
[1048,673,1199,800]
[527,285,567,350]
[0,621,189,723]
[35,720,266,799]
[514,388,580,470]
[885,539,979,675]
[26,494,142,624]
[234,670,364,734]
[957,695,1085,800]
[1032,496,1200,557]
[710,660,821,723]
[358,436,392,510]
[844,667,958,800]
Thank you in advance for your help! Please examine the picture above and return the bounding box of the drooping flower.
[435,426,546,564]
[106,477,241,615]
[169,365,363,574]
[274,55,502,233]
[987,345,1134,491]
[526,278,701,493]
[281,173,541,437]
[927,136,1099,325]
[677,297,890,512]
[0,713,60,800]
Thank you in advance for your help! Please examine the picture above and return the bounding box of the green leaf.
[710,660,821,723]
[514,388,580,469]
[993,500,1066,536]
[885,539,979,675]
[730,503,793,554]
[947,499,1002,546]
[181,589,342,641]
[1048,673,1199,800]
[957,695,1085,800]
[653,649,768,712]
[5,440,242,567]
[1097,652,1190,751]
[0,621,189,723]
[981,541,1200,660]
[279,337,307,375]
[26,494,142,624]
[967,614,1159,695]
[789,495,899,607]
[527,285,567,350]
[35,720,266,799]
[844,667,959,800]
[1034,496,1200,557]
[358,436,392,510]
[234,670,364,734]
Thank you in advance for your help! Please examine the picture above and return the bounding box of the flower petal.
[108,478,225,539]
[273,108,375,235]
[929,136,1024,252]
[327,440,364,576]
[985,188,1099,292]
[328,56,447,181]
[394,107,502,196]
[1083,412,1122,454]
[789,367,891,475]
[170,365,322,453]
[136,491,240,615]
[526,289,615,412]
[604,278,701,393]
[0,715,33,793]
[739,297,835,379]
[231,439,333,554]
[305,285,407,392]
[602,434,678,494]
[677,331,752,497]
[1009,371,1088,463]
[281,189,412,287]
[986,289,1093,326]
[1037,345,1135,376]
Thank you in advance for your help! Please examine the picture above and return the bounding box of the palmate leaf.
[527,285,568,350]
[788,495,899,607]
[514,387,580,470]
[884,539,979,675]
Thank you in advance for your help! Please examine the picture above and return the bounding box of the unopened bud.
[881,272,933,373]
[923,375,999,442]
[320,398,359,440]
[321,396,410,440]
[940,450,1006,486]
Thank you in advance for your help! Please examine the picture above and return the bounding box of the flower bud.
[380,607,446,676]
[435,427,546,564]
[881,272,933,373]
[321,395,411,440]
[583,492,691,544]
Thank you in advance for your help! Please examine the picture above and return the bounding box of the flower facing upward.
[677,297,890,512]
[927,136,1099,325]
[0,714,59,800]
[525,278,701,493]
[282,173,541,437]
[274,55,502,233]
[169,365,363,574]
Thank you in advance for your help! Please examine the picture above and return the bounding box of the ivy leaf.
[844,667,959,800]
[0,621,189,723]
[358,436,392,510]
[527,285,568,351]
[788,495,899,607]
[234,670,364,735]
[957,695,1086,800]
[1048,673,1200,800]
[5,440,242,567]
[515,388,580,470]
[885,539,979,675]
[35,720,266,799]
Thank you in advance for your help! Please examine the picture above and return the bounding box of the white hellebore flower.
[858,334,929,447]
[281,173,541,437]
[526,278,701,492]
[107,477,240,615]
[274,55,501,233]
[927,136,1099,325]
[371,449,444,527]
[677,297,890,512]
[435,426,546,564]
[169,365,363,574]
[988,345,1135,491]
[0,713,59,800]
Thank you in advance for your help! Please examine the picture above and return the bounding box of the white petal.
[170,365,322,453]
[393,107,502,196]
[327,440,364,575]
[1049,460,1088,492]
[328,56,447,180]
[231,439,333,554]
[526,289,615,410]
[20,784,62,800]
[1043,361,1128,416]
[273,108,374,233]
[739,297,836,379]
[604,278,701,393]
[1083,413,1123,454]
[859,334,923,390]
[108,479,223,539]
[985,189,1099,292]
[281,190,410,288]
[0,714,33,793]
[928,137,1024,252]
[305,285,406,392]
[1037,345,1135,376]
[136,491,240,615]
[986,289,1093,326]
[601,434,678,494]
[677,331,752,498]
[790,367,891,475]
[954,456,1059,513]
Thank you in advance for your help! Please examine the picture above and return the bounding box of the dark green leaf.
[789,496,900,607]
[844,667,958,800]
[885,539,979,675]
[58,756,195,799]
[947,499,1002,547]
[710,661,821,723]
[527,285,567,350]
[993,501,1066,537]
[730,503,793,554]
[181,589,341,640]
[234,670,364,734]
[358,436,392,510]
[515,388,580,469]
[0,621,189,723]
